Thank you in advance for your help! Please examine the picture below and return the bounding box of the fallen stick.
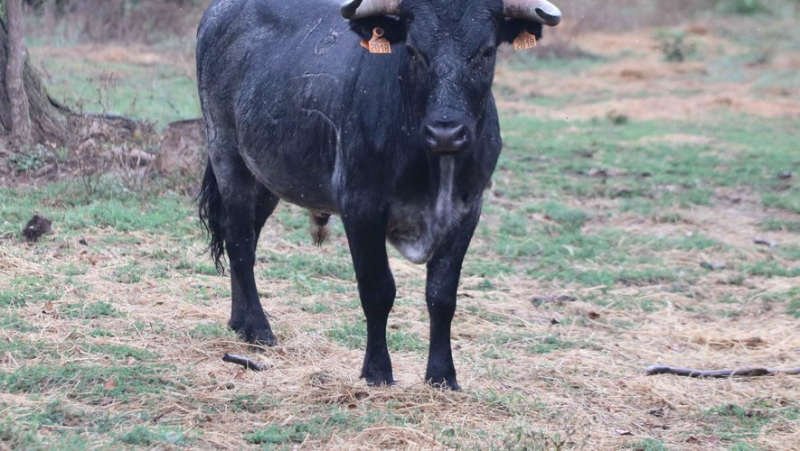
[222,353,264,372]
[646,365,800,378]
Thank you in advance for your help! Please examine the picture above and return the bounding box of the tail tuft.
[309,213,331,247]
[198,160,226,273]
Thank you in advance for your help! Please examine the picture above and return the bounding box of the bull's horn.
[504,0,562,26]
[341,0,402,19]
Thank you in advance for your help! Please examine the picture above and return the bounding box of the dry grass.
[1,193,798,449]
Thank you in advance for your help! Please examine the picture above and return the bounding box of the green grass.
[0,363,186,404]
[0,313,40,333]
[60,301,121,319]
[788,297,800,319]
[246,409,407,446]
[702,403,783,443]
[632,438,669,451]
[0,182,198,240]
[79,343,158,361]
[118,425,193,447]
[762,218,800,233]
[485,332,575,355]
[0,277,60,308]
[498,115,800,215]
[327,321,426,353]
[31,50,200,127]
[188,323,236,340]
[0,401,131,450]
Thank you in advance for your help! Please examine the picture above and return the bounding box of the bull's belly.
[240,147,339,213]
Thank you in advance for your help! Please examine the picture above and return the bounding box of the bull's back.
[197,0,363,211]
[197,0,345,122]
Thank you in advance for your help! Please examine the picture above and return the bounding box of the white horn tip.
[536,5,562,26]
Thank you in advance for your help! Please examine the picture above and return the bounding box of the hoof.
[363,373,396,387]
[230,320,277,347]
[426,375,460,391]
[361,367,395,387]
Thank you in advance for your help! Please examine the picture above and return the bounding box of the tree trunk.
[6,0,31,145]
[0,2,70,149]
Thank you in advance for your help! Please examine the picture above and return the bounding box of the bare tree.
[0,0,70,151]
[6,0,31,145]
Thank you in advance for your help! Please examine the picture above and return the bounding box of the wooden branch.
[646,365,800,378]
[222,353,264,372]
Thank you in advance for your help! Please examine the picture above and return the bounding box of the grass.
[327,320,426,353]
[30,47,199,127]
[1,6,799,450]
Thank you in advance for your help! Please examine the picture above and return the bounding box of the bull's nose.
[423,122,469,154]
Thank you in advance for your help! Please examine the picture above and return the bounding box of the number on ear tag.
[513,30,538,51]
[363,27,391,54]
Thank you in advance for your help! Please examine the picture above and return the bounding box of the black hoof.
[426,374,460,391]
[361,365,395,387]
[230,320,277,347]
[363,372,395,387]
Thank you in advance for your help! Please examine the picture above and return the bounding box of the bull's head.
[342,0,561,155]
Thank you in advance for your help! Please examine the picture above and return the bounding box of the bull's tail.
[198,160,226,273]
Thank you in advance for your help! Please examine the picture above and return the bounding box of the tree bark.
[5,0,31,145]
[0,2,70,149]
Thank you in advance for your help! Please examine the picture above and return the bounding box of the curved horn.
[341,0,401,20]
[504,0,562,26]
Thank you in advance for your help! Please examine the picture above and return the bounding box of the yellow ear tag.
[513,30,538,51]
[361,27,392,54]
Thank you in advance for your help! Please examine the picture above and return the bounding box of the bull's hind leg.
[210,147,280,346]
[424,205,481,390]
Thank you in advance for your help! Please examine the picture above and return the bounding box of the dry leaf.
[104,380,118,390]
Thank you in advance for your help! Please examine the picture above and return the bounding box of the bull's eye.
[482,47,496,59]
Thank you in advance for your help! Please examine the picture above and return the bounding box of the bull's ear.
[348,16,406,44]
[499,19,543,46]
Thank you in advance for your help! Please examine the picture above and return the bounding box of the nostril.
[423,125,439,146]
[453,125,468,144]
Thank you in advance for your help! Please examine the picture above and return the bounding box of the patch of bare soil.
[31,44,196,76]
[497,27,800,121]
[0,115,205,189]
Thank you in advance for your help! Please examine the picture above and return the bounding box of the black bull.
[196,0,560,389]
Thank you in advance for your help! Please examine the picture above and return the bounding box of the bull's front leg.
[341,208,396,386]
[425,204,481,390]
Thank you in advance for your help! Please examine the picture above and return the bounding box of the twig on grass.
[646,365,800,378]
[754,238,777,247]
[222,353,264,372]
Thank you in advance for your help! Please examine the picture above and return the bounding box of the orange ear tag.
[361,27,392,54]
[513,30,538,51]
